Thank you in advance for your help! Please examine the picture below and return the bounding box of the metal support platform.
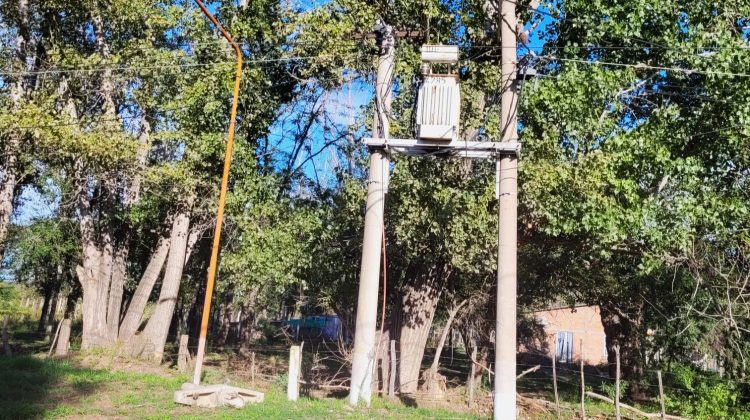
[363,138,520,159]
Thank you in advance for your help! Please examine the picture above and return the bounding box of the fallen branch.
[466,354,539,381]
[298,379,349,390]
[467,351,493,376]
[516,365,540,379]
[585,391,686,420]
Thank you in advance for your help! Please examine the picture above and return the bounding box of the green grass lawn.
[0,355,479,419]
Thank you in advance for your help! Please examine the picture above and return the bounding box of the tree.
[517,0,750,392]
[0,282,31,355]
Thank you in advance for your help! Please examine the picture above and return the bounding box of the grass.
[1,322,660,419]
[0,355,478,419]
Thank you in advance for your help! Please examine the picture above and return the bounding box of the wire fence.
[149,331,748,419]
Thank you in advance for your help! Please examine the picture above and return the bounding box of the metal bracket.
[363,138,520,159]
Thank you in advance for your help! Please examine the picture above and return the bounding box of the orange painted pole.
[192,0,243,385]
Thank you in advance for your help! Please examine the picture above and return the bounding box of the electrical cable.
[550,56,750,78]
[0,53,363,77]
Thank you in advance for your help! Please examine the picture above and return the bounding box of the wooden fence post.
[2,315,11,355]
[658,370,665,420]
[615,345,621,420]
[287,345,300,401]
[48,320,63,358]
[177,334,189,373]
[389,340,396,397]
[551,348,561,419]
[468,346,477,408]
[251,352,256,384]
[580,338,586,419]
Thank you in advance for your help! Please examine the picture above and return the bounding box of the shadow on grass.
[399,393,418,407]
[0,356,103,418]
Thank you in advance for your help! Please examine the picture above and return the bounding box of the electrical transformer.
[416,45,461,141]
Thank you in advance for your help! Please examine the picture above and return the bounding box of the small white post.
[551,347,560,419]
[658,370,665,420]
[389,340,396,397]
[287,345,300,401]
[615,345,621,420]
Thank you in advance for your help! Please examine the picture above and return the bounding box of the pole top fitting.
[373,21,394,52]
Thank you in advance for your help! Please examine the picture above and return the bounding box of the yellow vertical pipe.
[192,0,243,385]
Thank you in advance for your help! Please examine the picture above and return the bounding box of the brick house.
[530,305,608,365]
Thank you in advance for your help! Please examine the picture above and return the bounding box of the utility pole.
[495,0,518,418]
[191,0,243,386]
[348,22,394,407]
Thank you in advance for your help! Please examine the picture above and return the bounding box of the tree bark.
[97,220,115,344]
[600,302,645,399]
[428,299,466,372]
[37,285,53,333]
[117,234,170,342]
[131,209,190,362]
[77,181,107,349]
[107,114,152,340]
[396,265,448,394]
[461,325,490,393]
[55,289,78,358]
[420,299,466,396]
[106,242,126,340]
[47,291,59,328]
[0,0,30,261]
[215,304,233,348]
[91,0,117,118]
[238,288,260,355]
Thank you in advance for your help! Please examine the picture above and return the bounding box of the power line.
[0,53,363,77]
[469,44,750,52]
[537,55,750,78]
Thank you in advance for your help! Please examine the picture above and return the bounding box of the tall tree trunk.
[215,305,232,348]
[107,114,152,340]
[106,242,126,340]
[97,221,115,344]
[117,234,170,342]
[132,209,190,362]
[428,299,466,372]
[91,0,117,118]
[0,143,18,260]
[37,285,53,333]
[420,299,466,396]
[46,291,59,329]
[55,287,79,358]
[40,265,64,333]
[89,0,123,345]
[117,217,201,344]
[396,265,448,394]
[0,0,30,261]
[238,288,261,355]
[600,302,645,399]
[77,183,107,349]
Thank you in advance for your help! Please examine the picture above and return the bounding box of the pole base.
[174,383,264,408]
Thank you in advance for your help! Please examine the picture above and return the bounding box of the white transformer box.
[416,45,461,141]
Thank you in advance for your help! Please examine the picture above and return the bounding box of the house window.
[556,331,573,363]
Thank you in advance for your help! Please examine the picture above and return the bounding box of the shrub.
[664,364,749,419]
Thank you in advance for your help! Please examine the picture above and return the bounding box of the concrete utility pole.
[348,23,394,407]
[495,0,519,418]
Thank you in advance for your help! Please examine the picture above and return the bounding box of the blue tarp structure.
[279,315,343,341]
